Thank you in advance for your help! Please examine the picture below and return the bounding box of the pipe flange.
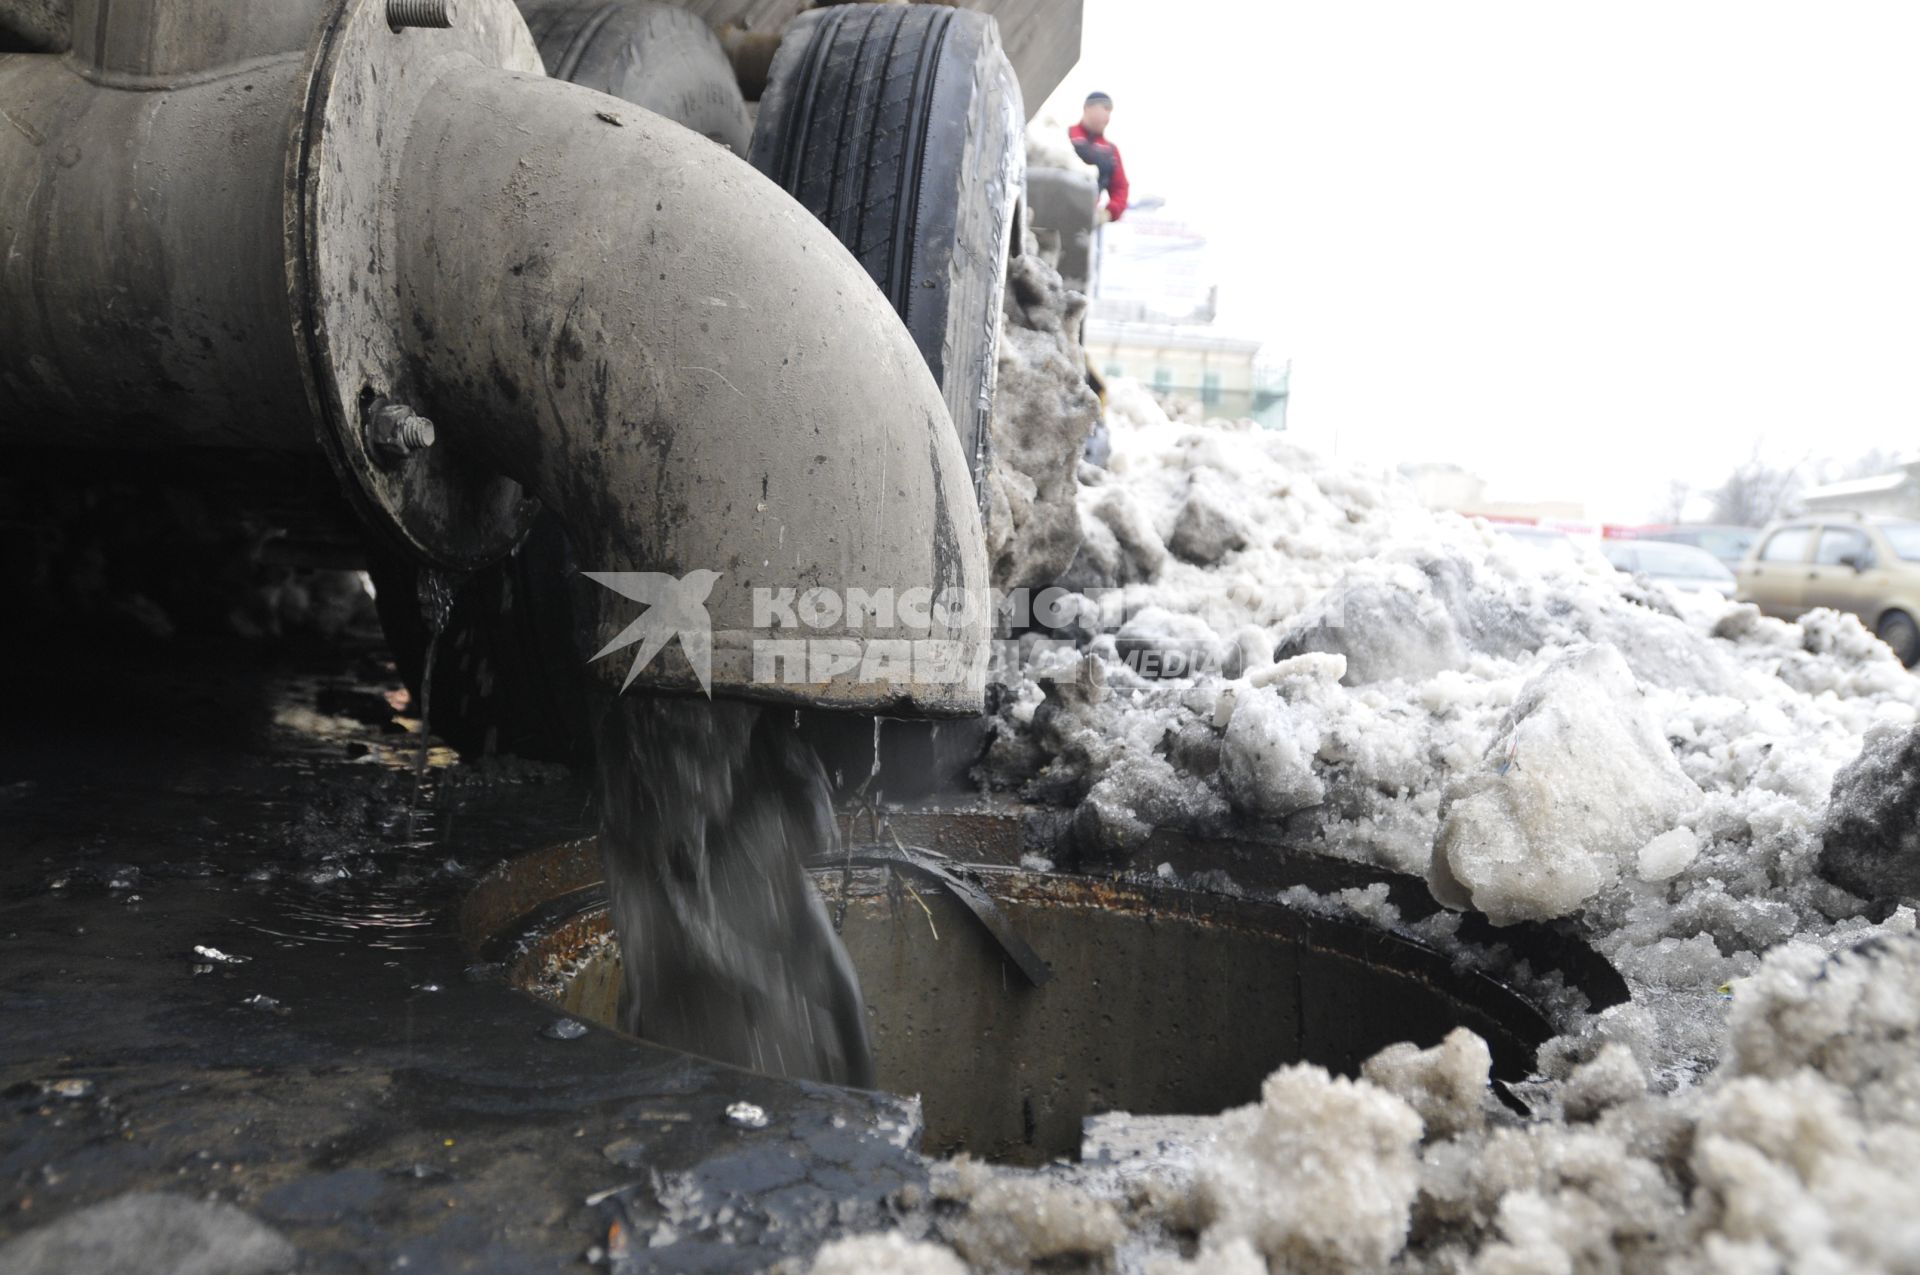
[291,0,545,570]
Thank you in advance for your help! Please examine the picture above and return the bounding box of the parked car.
[1602,540,1737,596]
[1492,524,1583,568]
[1736,516,1920,665]
[1634,524,1759,568]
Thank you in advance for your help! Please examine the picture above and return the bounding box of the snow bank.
[881,934,1920,1274]
[861,380,1920,1269]
[979,380,1920,1054]
[821,381,1920,1272]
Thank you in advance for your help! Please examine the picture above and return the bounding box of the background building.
[1082,316,1290,427]
[1084,205,1289,429]
[1797,454,1920,518]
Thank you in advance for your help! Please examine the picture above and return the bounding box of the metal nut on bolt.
[366,400,436,466]
[387,0,453,30]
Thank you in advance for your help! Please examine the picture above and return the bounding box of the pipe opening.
[495,858,1563,1167]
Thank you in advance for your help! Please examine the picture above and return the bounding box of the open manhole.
[467,838,1571,1166]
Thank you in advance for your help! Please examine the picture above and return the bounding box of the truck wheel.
[1878,610,1920,667]
[749,3,1025,495]
[371,1,754,764]
[516,0,753,154]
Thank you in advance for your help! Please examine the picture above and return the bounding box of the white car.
[1603,539,1738,597]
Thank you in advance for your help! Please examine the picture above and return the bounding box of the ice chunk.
[1166,475,1249,566]
[933,1159,1125,1268]
[1188,1065,1422,1272]
[1429,645,1702,923]
[807,1232,966,1275]
[1114,606,1237,681]
[1220,685,1325,818]
[1276,562,1474,685]
[1088,486,1168,582]
[1360,1028,1493,1139]
[1560,1043,1646,1120]
[1246,651,1346,688]
[1817,721,1920,900]
[1636,826,1700,882]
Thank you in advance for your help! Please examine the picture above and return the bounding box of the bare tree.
[1707,447,1805,527]
[1651,480,1692,524]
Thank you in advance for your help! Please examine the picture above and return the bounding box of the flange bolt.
[367,400,437,466]
[388,0,453,30]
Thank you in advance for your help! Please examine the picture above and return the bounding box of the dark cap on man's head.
[1084,91,1112,107]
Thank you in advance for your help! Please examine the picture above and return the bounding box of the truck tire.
[372,2,754,764]
[516,0,753,154]
[1879,609,1920,667]
[749,3,1025,495]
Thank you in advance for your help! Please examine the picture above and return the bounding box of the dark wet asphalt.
[0,635,924,1272]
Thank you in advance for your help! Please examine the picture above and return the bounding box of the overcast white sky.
[1038,1,1920,522]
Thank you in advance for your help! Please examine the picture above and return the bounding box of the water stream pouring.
[597,698,874,1085]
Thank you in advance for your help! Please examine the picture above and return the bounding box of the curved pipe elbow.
[395,67,989,715]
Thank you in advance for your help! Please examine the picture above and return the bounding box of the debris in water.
[241,994,286,1014]
[191,945,249,965]
[595,695,874,1086]
[723,1101,768,1130]
[36,1077,93,1100]
[541,1017,589,1041]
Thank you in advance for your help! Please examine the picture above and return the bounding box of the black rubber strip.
[829,844,1053,989]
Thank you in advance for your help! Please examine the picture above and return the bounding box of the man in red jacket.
[1068,91,1130,224]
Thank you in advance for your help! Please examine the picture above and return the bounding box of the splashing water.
[595,695,874,1087]
[407,568,460,843]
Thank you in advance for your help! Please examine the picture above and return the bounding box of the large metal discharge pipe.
[0,0,989,715]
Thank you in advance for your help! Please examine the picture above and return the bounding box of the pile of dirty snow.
[798,933,1920,1273]
[979,378,1920,1082]
[799,375,1920,1272]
